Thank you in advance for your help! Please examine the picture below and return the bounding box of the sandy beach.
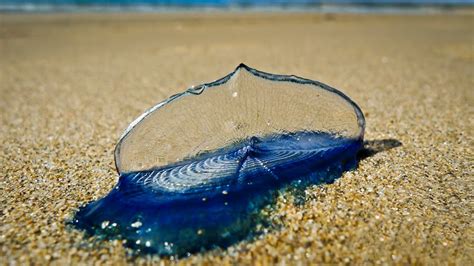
[1,12,473,264]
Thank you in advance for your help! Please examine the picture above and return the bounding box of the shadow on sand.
[357,138,402,161]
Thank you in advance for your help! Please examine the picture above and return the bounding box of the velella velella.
[71,64,365,256]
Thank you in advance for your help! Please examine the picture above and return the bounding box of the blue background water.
[1,0,472,12]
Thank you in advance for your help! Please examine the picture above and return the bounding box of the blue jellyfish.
[72,64,365,256]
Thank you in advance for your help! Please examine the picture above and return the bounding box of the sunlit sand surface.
[1,12,472,264]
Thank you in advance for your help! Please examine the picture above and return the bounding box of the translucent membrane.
[72,64,365,256]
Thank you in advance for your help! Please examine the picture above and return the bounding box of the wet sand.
[1,12,473,264]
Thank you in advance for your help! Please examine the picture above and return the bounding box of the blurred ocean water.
[1,0,472,14]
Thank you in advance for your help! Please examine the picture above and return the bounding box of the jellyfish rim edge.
[113,63,366,175]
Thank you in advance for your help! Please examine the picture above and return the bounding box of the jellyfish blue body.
[71,64,365,256]
[73,132,361,255]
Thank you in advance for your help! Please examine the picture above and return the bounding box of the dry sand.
[0,12,473,265]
